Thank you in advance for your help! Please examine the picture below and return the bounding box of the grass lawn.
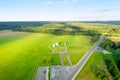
[0,30,92,80]
[75,52,113,80]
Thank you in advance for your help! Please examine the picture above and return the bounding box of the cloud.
[98,9,111,12]
[60,0,71,5]
[73,0,87,2]
[44,0,87,6]
[95,9,112,13]
[45,1,56,5]
[45,0,70,6]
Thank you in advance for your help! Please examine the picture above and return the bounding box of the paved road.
[35,67,48,80]
[66,35,106,80]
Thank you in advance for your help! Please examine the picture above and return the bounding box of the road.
[35,67,48,80]
[66,35,106,80]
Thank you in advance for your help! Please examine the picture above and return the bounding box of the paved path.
[59,53,64,66]
[65,53,72,66]
[66,35,106,80]
[35,67,48,80]
[97,47,111,54]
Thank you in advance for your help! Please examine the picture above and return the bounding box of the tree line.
[100,38,120,79]
[0,21,50,30]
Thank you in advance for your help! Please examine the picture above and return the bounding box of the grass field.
[75,52,113,80]
[0,30,92,80]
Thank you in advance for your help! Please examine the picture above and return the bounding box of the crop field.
[0,30,92,80]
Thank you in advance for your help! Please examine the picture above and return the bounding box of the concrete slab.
[35,67,48,80]
[50,66,74,80]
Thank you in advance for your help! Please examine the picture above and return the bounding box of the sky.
[0,0,120,21]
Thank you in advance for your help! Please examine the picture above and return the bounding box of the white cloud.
[73,0,87,2]
[45,1,56,5]
[45,0,87,6]
[59,0,71,5]
[45,0,70,6]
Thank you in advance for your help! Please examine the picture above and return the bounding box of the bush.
[91,65,109,80]
[105,58,120,79]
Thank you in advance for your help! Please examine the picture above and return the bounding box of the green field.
[75,52,113,80]
[0,30,92,80]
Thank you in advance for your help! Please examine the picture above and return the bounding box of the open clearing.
[0,30,92,80]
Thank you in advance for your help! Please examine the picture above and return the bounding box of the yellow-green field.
[0,30,92,80]
[108,36,120,42]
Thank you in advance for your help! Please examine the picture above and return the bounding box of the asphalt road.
[66,35,105,80]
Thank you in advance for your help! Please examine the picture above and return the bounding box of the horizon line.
[0,20,120,22]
